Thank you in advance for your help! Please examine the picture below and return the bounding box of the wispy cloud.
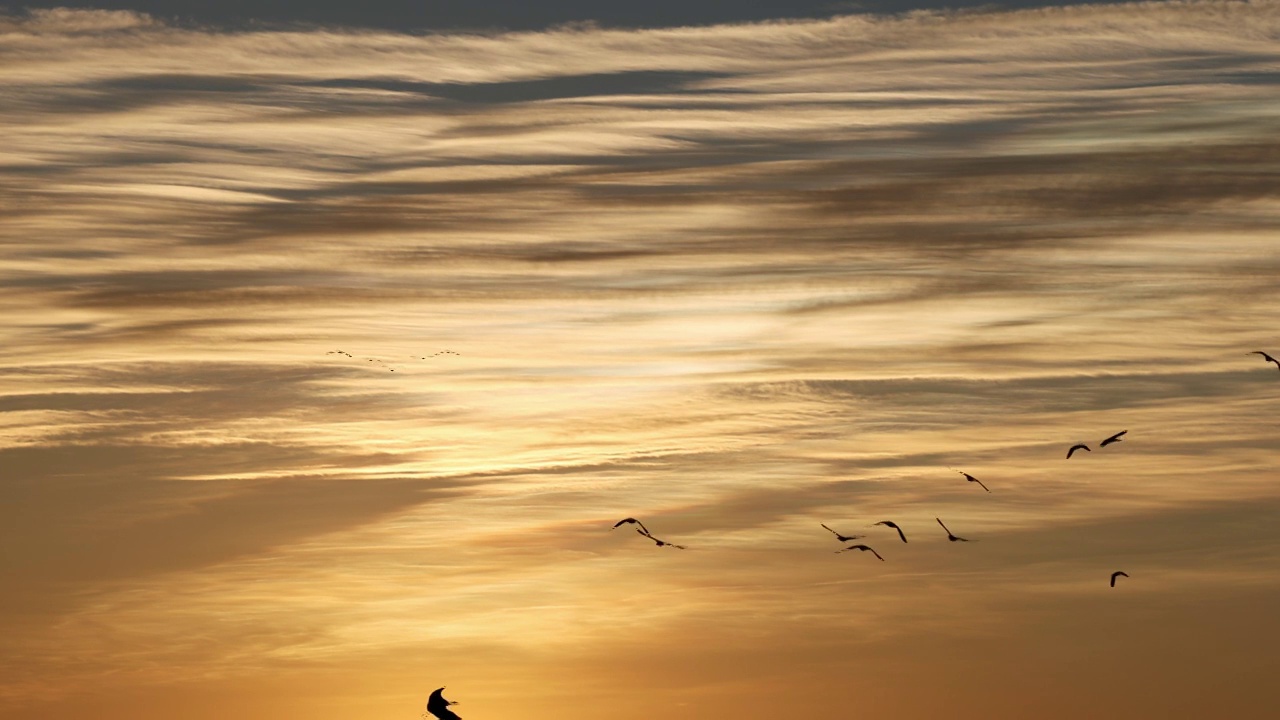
[3,3,1280,718]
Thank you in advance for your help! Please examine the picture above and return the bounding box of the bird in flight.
[955,470,990,492]
[837,544,884,561]
[637,528,686,549]
[874,520,908,543]
[1099,430,1127,448]
[1066,443,1091,459]
[426,687,462,720]
[418,350,461,359]
[611,517,651,535]
[821,523,864,542]
[1250,351,1280,370]
[325,350,354,358]
[935,518,969,542]
[1110,571,1129,588]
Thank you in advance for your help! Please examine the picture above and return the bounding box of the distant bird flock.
[409,350,1280,714]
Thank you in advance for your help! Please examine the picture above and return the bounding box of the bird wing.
[821,523,839,537]
[936,518,950,533]
[868,547,884,561]
[427,688,461,719]
[895,527,907,543]
[1101,430,1128,446]
[974,478,990,492]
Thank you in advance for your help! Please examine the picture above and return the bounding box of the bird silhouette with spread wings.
[936,518,969,542]
[837,544,885,560]
[955,470,990,492]
[1250,351,1280,371]
[1099,430,1127,448]
[875,520,908,543]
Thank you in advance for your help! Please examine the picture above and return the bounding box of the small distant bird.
[821,523,864,543]
[426,687,462,720]
[935,518,968,542]
[955,470,990,492]
[1110,571,1129,588]
[1250,351,1280,370]
[325,350,353,358]
[1066,443,1091,459]
[611,517,651,535]
[874,520,908,543]
[837,544,884,561]
[637,528,685,549]
[1099,430,1127,448]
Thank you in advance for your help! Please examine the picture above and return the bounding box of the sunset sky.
[2,1,1280,718]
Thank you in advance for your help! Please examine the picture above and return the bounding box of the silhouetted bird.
[956,470,990,492]
[611,517,651,535]
[935,518,969,542]
[875,521,908,543]
[1099,430,1127,447]
[637,528,685,549]
[1110,571,1129,588]
[426,687,461,720]
[821,523,864,542]
[837,544,884,561]
[325,350,353,358]
[1067,443,1091,459]
[1250,351,1280,370]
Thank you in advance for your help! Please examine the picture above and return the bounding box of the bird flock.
[326,349,459,372]
[609,451,1133,577]
[418,351,1278,717]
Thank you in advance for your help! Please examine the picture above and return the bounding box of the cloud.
[3,2,1280,717]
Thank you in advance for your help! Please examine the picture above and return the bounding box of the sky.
[2,1,1280,718]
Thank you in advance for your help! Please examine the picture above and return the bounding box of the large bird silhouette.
[954,470,990,492]
[1250,351,1280,371]
[874,520,908,543]
[426,687,461,720]
[935,518,969,542]
[1099,430,1127,448]
[1110,571,1129,588]
[837,544,885,561]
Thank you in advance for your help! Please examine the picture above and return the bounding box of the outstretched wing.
[1067,444,1090,459]
[612,517,650,535]
[427,688,462,720]
[1100,430,1128,446]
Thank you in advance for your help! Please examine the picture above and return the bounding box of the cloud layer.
[2,3,1280,718]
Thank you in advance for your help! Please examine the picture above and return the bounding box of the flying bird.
[1250,351,1280,370]
[821,523,864,543]
[955,470,990,492]
[1110,571,1129,588]
[611,517,651,535]
[1099,430,1127,447]
[637,528,685,549]
[935,518,969,542]
[874,520,908,543]
[1066,443,1091,459]
[426,687,462,720]
[325,350,353,358]
[836,544,884,561]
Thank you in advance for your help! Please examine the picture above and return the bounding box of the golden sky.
[3,2,1280,718]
